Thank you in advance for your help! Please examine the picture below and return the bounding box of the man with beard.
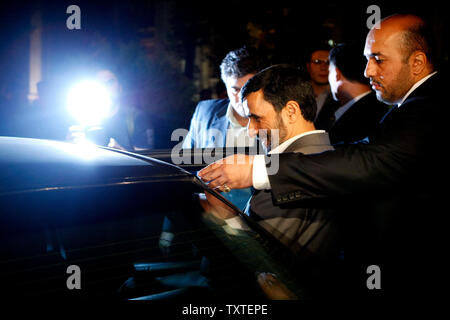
[201,64,342,300]
[198,14,447,302]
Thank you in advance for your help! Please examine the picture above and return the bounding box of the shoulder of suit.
[287,132,334,154]
[196,98,229,113]
[350,91,389,113]
[191,99,228,123]
[405,72,444,105]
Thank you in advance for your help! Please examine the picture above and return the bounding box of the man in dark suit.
[201,65,342,300]
[326,43,389,145]
[199,14,447,302]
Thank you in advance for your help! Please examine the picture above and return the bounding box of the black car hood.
[0,137,192,196]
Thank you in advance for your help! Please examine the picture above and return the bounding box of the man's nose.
[364,59,376,78]
[232,91,241,104]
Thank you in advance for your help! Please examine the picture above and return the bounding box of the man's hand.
[256,272,298,300]
[198,154,254,191]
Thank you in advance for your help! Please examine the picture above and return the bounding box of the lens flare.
[67,80,112,126]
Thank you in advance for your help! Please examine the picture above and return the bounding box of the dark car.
[0,137,284,302]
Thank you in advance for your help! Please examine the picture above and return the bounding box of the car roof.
[0,136,191,196]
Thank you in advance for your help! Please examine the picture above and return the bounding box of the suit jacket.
[247,132,340,262]
[182,98,229,148]
[314,91,341,131]
[266,72,448,300]
[328,91,390,145]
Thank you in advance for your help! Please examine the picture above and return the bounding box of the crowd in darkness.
[0,2,448,151]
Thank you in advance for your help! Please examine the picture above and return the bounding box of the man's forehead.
[364,37,376,56]
[246,90,263,104]
[364,17,411,54]
[311,50,329,59]
[365,29,403,57]
[245,90,272,113]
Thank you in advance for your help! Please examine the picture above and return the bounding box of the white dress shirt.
[253,131,325,190]
[225,103,256,148]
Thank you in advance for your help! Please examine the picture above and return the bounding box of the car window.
[0,162,297,300]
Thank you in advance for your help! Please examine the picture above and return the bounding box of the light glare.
[67,80,112,126]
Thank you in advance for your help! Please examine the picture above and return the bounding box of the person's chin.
[375,91,394,105]
[375,92,384,103]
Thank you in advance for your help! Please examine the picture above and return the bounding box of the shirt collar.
[226,103,246,128]
[269,130,326,154]
[334,90,371,121]
[398,71,437,107]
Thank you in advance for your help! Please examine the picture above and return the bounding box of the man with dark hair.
[160,47,269,254]
[199,14,447,301]
[305,44,340,129]
[202,64,341,300]
[326,43,389,144]
[183,46,269,148]
[241,65,340,263]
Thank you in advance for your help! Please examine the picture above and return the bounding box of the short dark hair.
[306,43,332,62]
[220,46,269,81]
[329,43,368,84]
[241,64,317,122]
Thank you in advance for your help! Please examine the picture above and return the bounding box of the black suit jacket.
[329,91,390,145]
[314,92,341,131]
[268,73,444,201]
[266,73,448,301]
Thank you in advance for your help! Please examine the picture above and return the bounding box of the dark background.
[0,0,448,148]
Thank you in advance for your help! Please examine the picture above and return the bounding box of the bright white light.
[67,80,112,126]
[61,139,99,160]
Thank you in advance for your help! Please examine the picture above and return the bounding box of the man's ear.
[410,51,427,75]
[283,101,301,123]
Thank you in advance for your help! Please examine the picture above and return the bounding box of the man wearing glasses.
[305,44,340,129]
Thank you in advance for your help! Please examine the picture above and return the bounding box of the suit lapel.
[210,103,229,146]
[379,105,398,125]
